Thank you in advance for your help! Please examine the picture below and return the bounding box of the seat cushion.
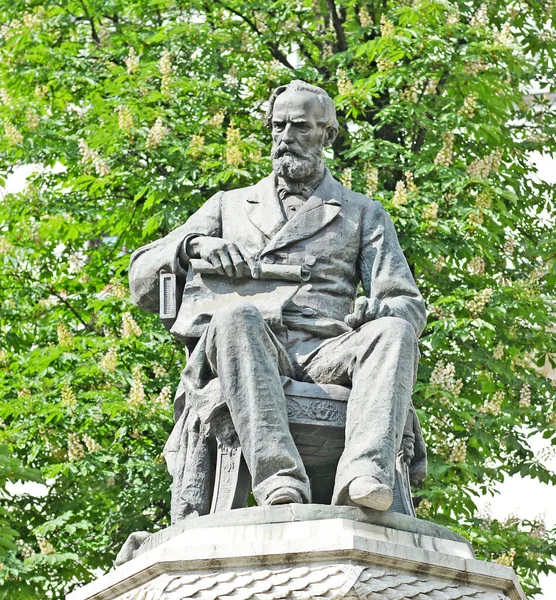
[281,377,350,402]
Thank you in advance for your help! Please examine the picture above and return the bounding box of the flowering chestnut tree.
[0,0,555,597]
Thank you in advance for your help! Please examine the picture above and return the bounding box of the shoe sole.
[350,486,393,511]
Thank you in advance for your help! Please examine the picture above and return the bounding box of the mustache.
[271,143,303,159]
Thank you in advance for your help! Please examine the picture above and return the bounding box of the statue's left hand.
[344,296,380,329]
[207,408,238,446]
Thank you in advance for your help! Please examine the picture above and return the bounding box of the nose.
[282,123,295,144]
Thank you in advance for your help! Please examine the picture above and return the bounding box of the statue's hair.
[265,80,339,134]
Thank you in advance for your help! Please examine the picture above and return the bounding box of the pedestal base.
[67,506,526,600]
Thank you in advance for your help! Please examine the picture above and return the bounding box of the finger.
[344,313,357,328]
[217,248,235,278]
[228,244,247,279]
[365,297,380,321]
[208,251,226,276]
[235,244,257,278]
[353,297,367,326]
[355,296,368,310]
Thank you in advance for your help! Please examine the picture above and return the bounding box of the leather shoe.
[348,477,393,511]
[265,487,304,505]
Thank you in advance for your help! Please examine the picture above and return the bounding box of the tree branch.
[215,1,295,69]
[7,270,101,335]
[105,197,140,262]
[47,286,100,334]
[325,0,347,51]
[296,22,323,51]
[410,70,448,154]
[79,0,100,44]
[296,39,327,73]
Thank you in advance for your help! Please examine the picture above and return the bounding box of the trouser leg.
[298,317,419,505]
[206,303,311,505]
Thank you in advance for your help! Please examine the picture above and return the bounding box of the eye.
[273,122,285,132]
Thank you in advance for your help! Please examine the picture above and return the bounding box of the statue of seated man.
[129,80,426,522]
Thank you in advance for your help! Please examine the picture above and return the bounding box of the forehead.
[272,90,326,122]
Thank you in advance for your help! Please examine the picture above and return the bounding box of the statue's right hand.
[188,237,255,279]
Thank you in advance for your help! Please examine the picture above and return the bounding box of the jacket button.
[263,255,275,264]
[304,255,316,266]
[302,307,315,317]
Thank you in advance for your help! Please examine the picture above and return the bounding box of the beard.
[271,143,324,183]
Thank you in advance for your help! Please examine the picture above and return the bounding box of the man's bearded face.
[270,90,328,182]
[271,141,324,181]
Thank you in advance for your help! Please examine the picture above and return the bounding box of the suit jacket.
[129,169,426,346]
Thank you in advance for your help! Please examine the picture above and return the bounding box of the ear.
[324,126,338,147]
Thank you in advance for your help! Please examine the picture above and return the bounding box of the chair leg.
[210,442,251,513]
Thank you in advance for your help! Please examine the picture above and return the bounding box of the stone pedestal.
[66,505,526,600]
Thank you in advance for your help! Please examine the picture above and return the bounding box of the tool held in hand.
[189,259,312,283]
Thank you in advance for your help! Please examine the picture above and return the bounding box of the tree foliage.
[0,0,555,597]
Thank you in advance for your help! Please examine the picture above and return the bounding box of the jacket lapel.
[261,169,343,256]
[245,174,287,240]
